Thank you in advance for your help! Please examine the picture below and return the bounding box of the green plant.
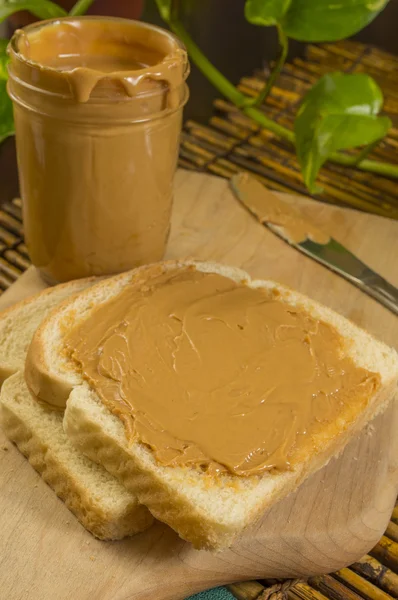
[0,39,13,143]
[156,0,398,193]
[0,0,94,143]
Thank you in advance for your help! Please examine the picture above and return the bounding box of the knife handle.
[360,271,398,316]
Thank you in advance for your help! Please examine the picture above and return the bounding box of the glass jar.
[8,17,189,283]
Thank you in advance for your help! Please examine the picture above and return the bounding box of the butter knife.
[230,173,398,316]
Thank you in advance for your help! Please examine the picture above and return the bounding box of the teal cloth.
[186,586,235,600]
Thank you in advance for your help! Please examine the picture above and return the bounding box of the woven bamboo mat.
[0,39,397,600]
[0,197,29,292]
[180,40,398,220]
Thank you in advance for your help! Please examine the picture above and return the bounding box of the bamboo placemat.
[180,40,398,220]
[0,39,397,600]
[0,197,29,292]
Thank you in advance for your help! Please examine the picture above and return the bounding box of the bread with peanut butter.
[25,261,398,550]
[0,278,95,385]
[0,283,153,539]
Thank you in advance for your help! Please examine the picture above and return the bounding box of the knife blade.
[230,173,398,316]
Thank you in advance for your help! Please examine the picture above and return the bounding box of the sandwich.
[25,260,398,550]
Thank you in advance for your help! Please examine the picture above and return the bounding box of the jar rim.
[9,15,187,71]
[8,16,189,103]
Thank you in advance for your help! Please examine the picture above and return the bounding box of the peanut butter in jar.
[7,17,189,283]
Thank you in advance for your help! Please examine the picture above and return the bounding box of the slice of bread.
[1,372,152,539]
[26,261,398,550]
[0,278,95,386]
[0,282,153,539]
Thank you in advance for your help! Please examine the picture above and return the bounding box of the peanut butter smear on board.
[232,172,330,244]
[65,265,380,476]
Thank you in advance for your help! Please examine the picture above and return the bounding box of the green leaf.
[155,0,198,25]
[282,0,390,41]
[0,79,14,143]
[0,37,14,142]
[0,0,67,23]
[245,0,291,26]
[0,38,9,80]
[244,0,390,42]
[69,0,94,16]
[294,72,391,192]
[155,0,172,22]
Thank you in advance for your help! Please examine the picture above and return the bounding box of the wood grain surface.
[0,170,397,600]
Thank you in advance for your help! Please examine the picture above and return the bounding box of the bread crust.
[0,280,153,540]
[1,373,153,540]
[0,277,97,387]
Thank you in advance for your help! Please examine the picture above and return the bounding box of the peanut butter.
[8,18,189,283]
[232,172,330,244]
[65,264,380,476]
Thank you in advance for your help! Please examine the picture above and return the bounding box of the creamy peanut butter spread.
[65,265,380,477]
[8,18,189,283]
[233,172,330,244]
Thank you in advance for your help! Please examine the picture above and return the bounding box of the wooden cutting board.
[0,170,397,600]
